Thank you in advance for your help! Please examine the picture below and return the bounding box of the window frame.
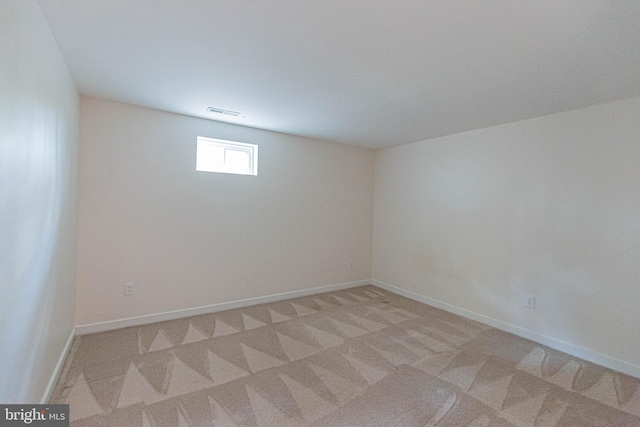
[196,136,258,176]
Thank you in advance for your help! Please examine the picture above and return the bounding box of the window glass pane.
[196,143,224,172]
[224,149,250,174]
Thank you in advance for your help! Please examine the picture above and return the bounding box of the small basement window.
[196,136,258,176]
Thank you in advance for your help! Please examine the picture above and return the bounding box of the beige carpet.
[51,285,640,426]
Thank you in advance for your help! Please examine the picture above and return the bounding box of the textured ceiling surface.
[37,0,640,148]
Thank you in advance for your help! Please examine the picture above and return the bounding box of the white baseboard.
[76,280,371,335]
[41,327,75,404]
[372,279,640,379]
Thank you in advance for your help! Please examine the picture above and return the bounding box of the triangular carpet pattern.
[51,285,640,426]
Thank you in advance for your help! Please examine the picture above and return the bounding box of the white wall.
[0,0,79,402]
[76,97,374,327]
[373,97,640,377]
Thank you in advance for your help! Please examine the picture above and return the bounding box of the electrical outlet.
[524,294,535,309]
[124,282,135,296]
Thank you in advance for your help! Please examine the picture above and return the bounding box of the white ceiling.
[37,0,640,149]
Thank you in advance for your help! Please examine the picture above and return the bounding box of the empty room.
[2,0,640,425]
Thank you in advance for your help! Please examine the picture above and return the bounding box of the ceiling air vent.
[207,107,242,117]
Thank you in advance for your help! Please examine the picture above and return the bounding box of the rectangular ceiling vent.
[207,107,242,117]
